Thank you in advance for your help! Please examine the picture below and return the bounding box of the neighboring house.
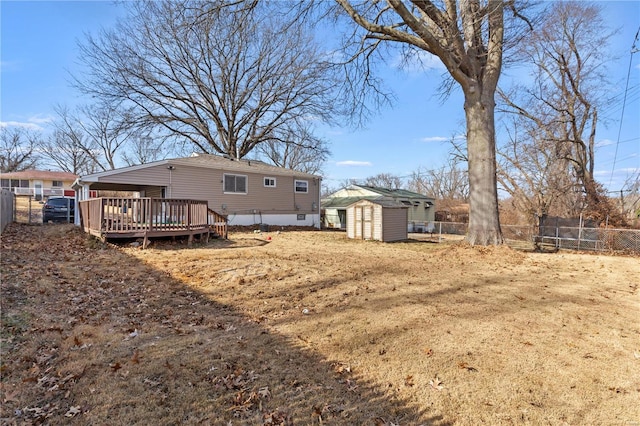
[322,185,435,231]
[73,153,322,228]
[0,170,78,200]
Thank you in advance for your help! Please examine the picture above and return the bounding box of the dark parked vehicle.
[42,197,75,223]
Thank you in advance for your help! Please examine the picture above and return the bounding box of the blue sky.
[1,1,639,193]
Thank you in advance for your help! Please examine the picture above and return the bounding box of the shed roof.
[348,197,408,209]
[322,196,378,208]
[352,185,434,200]
[0,170,78,181]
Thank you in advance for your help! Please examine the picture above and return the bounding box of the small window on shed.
[264,177,276,188]
[295,180,308,193]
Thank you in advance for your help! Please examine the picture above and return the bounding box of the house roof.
[0,170,78,181]
[76,153,321,184]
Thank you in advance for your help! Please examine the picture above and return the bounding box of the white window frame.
[223,174,248,194]
[264,177,276,188]
[294,179,308,193]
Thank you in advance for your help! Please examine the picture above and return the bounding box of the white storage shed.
[346,198,408,242]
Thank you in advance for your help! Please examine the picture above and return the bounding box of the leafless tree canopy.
[408,159,469,201]
[362,173,404,189]
[0,127,40,173]
[332,0,538,245]
[498,2,623,224]
[256,125,330,175]
[75,0,339,166]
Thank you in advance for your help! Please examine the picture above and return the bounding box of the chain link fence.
[410,221,640,254]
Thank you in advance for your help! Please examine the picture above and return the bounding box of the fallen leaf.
[258,386,271,398]
[110,362,122,372]
[458,362,478,372]
[65,406,81,417]
[429,377,444,391]
[423,347,433,356]
[404,375,415,387]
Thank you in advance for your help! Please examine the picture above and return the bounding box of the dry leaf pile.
[2,223,639,425]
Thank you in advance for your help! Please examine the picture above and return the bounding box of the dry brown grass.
[1,224,639,425]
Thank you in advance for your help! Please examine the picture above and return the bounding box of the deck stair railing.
[207,208,228,238]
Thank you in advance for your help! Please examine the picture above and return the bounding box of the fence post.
[438,222,442,243]
[577,213,583,251]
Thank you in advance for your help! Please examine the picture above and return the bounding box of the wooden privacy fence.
[79,197,221,245]
[1,189,16,234]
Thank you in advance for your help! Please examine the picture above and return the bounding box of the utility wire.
[609,27,640,188]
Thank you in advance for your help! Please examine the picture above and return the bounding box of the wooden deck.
[79,197,227,246]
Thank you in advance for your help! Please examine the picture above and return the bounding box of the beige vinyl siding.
[142,186,163,198]
[382,208,408,242]
[101,164,319,215]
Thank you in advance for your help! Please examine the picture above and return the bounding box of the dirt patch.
[1,224,639,425]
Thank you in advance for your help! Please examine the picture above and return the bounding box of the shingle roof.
[78,153,320,182]
[0,170,78,181]
[322,196,379,208]
[354,185,434,200]
[171,154,320,179]
[354,197,407,208]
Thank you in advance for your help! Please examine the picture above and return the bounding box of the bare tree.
[408,159,469,201]
[75,0,338,162]
[362,173,403,189]
[121,134,169,167]
[41,129,96,175]
[499,2,616,223]
[256,125,330,174]
[76,102,138,171]
[496,117,575,223]
[45,105,101,174]
[0,127,40,172]
[333,0,534,245]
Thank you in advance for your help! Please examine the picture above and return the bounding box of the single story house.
[322,185,435,232]
[347,198,408,242]
[0,170,78,200]
[73,153,322,228]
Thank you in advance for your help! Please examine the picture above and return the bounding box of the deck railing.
[80,197,210,237]
[208,208,228,238]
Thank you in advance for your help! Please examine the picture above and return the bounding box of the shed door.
[355,205,374,240]
[363,206,374,239]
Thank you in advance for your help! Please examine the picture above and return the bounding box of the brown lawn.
[1,224,639,425]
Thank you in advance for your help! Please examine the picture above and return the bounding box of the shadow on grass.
[0,224,446,425]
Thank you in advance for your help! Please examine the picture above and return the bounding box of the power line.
[609,27,640,188]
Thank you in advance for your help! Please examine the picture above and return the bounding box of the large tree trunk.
[465,92,503,245]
